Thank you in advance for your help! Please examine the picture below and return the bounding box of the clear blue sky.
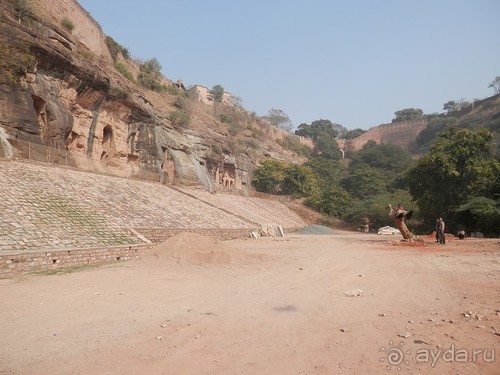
[78,0,500,130]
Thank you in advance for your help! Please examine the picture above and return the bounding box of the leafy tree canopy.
[343,128,366,139]
[305,156,346,188]
[252,159,318,197]
[488,76,500,95]
[138,58,163,91]
[443,100,459,113]
[265,108,293,131]
[295,119,342,160]
[392,108,424,123]
[443,100,469,114]
[305,184,352,218]
[313,134,342,160]
[348,141,413,173]
[343,190,416,231]
[412,115,457,154]
[407,127,500,234]
[252,159,287,195]
[455,197,500,235]
[341,168,387,200]
[141,58,161,75]
[210,85,225,103]
[283,164,319,197]
[295,119,338,140]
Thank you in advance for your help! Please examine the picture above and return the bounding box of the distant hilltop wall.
[337,120,427,152]
[447,93,500,118]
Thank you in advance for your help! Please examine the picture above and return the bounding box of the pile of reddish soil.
[143,232,264,266]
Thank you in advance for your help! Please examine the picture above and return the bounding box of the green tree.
[488,76,500,95]
[252,159,318,197]
[344,190,417,231]
[252,159,287,194]
[343,128,366,139]
[392,108,424,123]
[138,58,163,91]
[305,185,352,217]
[455,197,500,235]
[210,85,224,103]
[443,99,470,113]
[331,123,349,138]
[407,127,500,234]
[305,156,346,187]
[295,119,338,141]
[412,116,457,154]
[443,100,460,113]
[295,119,342,160]
[283,164,319,197]
[348,141,413,173]
[341,168,387,200]
[314,134,342,160]
[295,123,312,138]
[265,108,292,131]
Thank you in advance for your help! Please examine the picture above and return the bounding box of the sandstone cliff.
[0,0,305,192]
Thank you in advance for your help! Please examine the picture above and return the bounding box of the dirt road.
[1,231,498,374]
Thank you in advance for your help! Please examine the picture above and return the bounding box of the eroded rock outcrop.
[0,0,257,191]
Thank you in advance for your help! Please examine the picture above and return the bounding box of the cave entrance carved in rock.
[100,125,115,168]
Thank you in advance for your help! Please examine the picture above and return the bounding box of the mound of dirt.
[144,232,262,266]
[296,225,336,235]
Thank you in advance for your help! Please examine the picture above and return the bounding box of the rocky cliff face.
[0,0,302,192]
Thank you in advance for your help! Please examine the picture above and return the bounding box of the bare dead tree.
[386,204,413,240]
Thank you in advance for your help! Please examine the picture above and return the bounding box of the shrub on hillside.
[168,111,190,126]
[138,58,165,92]
[0,41,36,85]
[276,134,310,157]
[61,17,75,32]
[105,36,130,61]
[114,62,134,81]
[13,0,34,22]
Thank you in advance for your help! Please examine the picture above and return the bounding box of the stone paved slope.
[179,188,305,229]
[0,161,305,254]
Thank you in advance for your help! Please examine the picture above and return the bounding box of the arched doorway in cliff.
[160,146,176,184]
[100,125,115,168]
[31,95,48,140]
[221,163,236,188]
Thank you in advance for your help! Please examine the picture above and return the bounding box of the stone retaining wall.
[0,243,153,278]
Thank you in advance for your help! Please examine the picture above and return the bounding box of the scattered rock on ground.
[344,289,364,297]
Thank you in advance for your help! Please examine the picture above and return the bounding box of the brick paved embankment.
[0,160,306,255]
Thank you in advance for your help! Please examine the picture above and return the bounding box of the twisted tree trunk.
[387,205,413,240]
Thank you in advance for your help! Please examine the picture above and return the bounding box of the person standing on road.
[438,218,446,244]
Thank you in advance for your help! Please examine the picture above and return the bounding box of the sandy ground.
[0,231,499,375]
